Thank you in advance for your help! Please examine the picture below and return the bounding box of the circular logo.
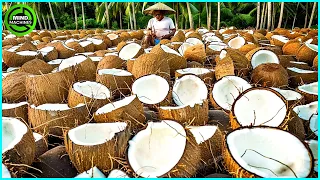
[4,4,37,36]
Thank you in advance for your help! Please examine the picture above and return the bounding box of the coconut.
[187,61,204,68]
[172,75,208,106]
[246,48,279,69]
[296,43,318,65]
[223,48,251,76]
[287,67,318,88]
[271,88,304,107]
[107,33,121,46]
[175,68,215,86]
[210,76,251,111]
[64,122,130,173]
[116,41,127,52]
[75,166,106,178]
[293,101,318,121]
[55,42,76,59]
[2,72,29,103]
[227,36,246,49]
[97,55,125,70]
[28,103,89,137]
[25,70,75,106]
[223,127,313,178]
[288,61,313,70]
[159,100,208,126]
[206,43,228,55]
[2,38,19,46]
[187,32,202,40]
[2,117,35,177]
[79,40,95,52]
[2,50,42,67]
[39,31,52,38]
[186,37,204,46]
[118,42,144,60]
[47,59,63,69]
[41,37,52,43]
[282,39,302,56]
[278,55,296,68]
[16,42,37,52]
[132,74,169,105]
[66,41,85,53]
[214,56,235,80]
[239,44,259,55]
[33,132,48,159]
[183,44,207,63]
[127,120,201,177]
[87,38,107,51]
[297,82,318,104]
[178,42,193,56]
[107,169,130,178]
[2,102,28,124]
[171,30,185,42]
[38,46,59,61]
[271,35,289,47]
[305,140,318,172]
[313,55,318,70]
[18,59,54,75]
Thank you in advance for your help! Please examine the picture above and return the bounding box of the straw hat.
[143,3,176,15]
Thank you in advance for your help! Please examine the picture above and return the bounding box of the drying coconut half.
[39,46,58,61]
[118,43,144,60]
[230,87,287,129]
[107,169,130,178]
[178,42,193,56]
[132,74,169,105]
[246,48,279,69]
[33,132,48,158]
[128,120,200,177]
[206,43,228,55]
[306,140,318,172]
[75,167,106,178]
[2,50,42,67]
[210,76,251,111]
[2,117,35,177]
[175,68,215,85]
[2,164,11,178]
[224,127,313,177]
[186,37,204,45]
[297,82,318,104]
[183,44,207,63]
[287,67,318,87]
[228,36,246,49]
[296,43,318,65]
[271,88,304,107]
[309,114,318,137]
[2,102,28,123]
[271,35,289,46]
[55,42,76,59]
[65,122,130,173]
[293,101,318,121]
[173,75,208,106]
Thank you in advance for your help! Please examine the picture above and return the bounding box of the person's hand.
[161,34,170,39]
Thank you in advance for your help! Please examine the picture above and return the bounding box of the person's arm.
[146,19,156,37]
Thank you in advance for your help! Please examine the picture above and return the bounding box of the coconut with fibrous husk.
[2,102,28,124]
[87,38,107,51]
[287,67,318,88]
[47,59,62,69]
[116,41,127,52]
[16,42,37,52]
[92,50,108,57]
[313,55,318,70]
[297,82,318,104]
[223,48,251,77]
[246,47,280,69]
[239,44,259,55]
[160,39,171,45]
[223,127,313,178]
[38,46,59,61]
[205,42,228,55]
[296,43,318,65]
[186,37,204,46]
[271,87,304,107]
[79,40,94,52]
[265,46,283,56]
[187,61,204,68]
[75,166,106,178]
[278,55,296,68]
[159,100,208,126]
[227,36,246,49]
[210,76,251,111]
[107,33,122,46]
[214,56,235,80]
[175,68,215,86]
[42,37,52,43]
[183,44,206,63]
[2,50,43,67]
[66,41,85,53]
[128,120,201,177]
[96,69,134,97]
[25,70,75,106]
[33,132,48,159]
[271,35,289,47]
[18,59,54,75]
[288,61,313,70]
[187,32,202,40]
[55,42,76,59]
[2,38,19,47]
[39,31,52,38]
[36,42,47,50]
[171,30,185,42]
[282,39,302,56]
[251,63,289,88]
[94,95,145,132]
[3,72,29,103]
[118,42,144,60]
[64,122,130,173]
[2,117,35,177]
[305,140,318,173]
[97,55,125,70]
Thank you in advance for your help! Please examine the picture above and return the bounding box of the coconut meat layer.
[107,34,118,40]
[39,46,54,56]
[213,76,252,111]
[271,88,302,101]
[228,36,246,49]
[306,43,318,52]
[68,122,127,146]
[119,43,142,60]
[188,125,218,144]
[160,45,181,56]
[251,50,279,69]
[271,35,289,43]
[2,117,28,153]
[227,128,312,177]
[178,42,193,56]
[48,59,63,65]
[73,81,111,99]
[95,95,136,115]
[289,61,308,65]
[98,68,132,76]
[298,82,318,95]
[87,38,103,45]
[2,164,11,178]
[16,51,38,56]
[186,38,203,45]
[128,120,186,177]
[2,102,28,110]
[233,89,287,127]
[176,68,211,75]
[58,55,88,70]
[293,101,318,121]
[287,67,316,73]
[31,103,85,111]
[208,44,226,51]
[89,56,103,62]
[306,140,318,172]
[205,36,222,43]
[309,115,318,136]
[79,41,92,47]
[173,75,208,106]
[75,166,106,178]
[132,75,169,104]
[107,169,129,178]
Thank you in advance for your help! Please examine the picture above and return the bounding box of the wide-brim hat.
[143,3,176,15]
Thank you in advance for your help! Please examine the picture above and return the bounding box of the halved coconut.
[293,101,318,121]
[15,41,37,52]
[204,35,222,43]
[75,166,106,178]
[87,38,107,51]
[2,102,28,123]
[186,37,203,45]
[246,48,279,69]
[66,41,85,53]
[313,55,318,70]
[309,114,318,137]
[297,82,318,104]
[38,46,58,61]
[221,48,251,77]
[107,169,129,178]
[287,67,318,88]
[18,59,54,75]
[47,59,63,69]
[97,55,125,70]
[214,56,235,80]
[228,36,246,49]
[172,75,208,106]
[178,42,193,56]
[2,164,11,178]
[210,76,251,111]
[132,74,169,105]
[107,34,121,46]
[271,35,289,46]
[33,132,48,158]
[175,68,215,86]
[183,44,206,63]
[282,39,302,56]
[288,61,313,70]
[127,120,200,177]
[296,43,318,65]
[64,122,130,173]
[271,88,304,107]
[239,44,259,55]
[306,140,318,172]
[223,127,313,177]
[2,50,42,67]
[2,117,35,177]
[3,72,29,103]
[206,43,228,55]
[55,42,76,59]
[230,87,287,129]
[79,40,94,52]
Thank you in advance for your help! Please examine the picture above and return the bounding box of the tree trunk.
[267,2,272,31]
[176,3,179,29]
[48,2,58,30]
[198,4,201,28]
[132,2,137,30]
[308,2,317,28]
[260,2,265,29]
[129,7,133,30]
[73,2,78,30]
[35,10,43,30]
[263,3,268,29]
[42,15,47,30]
[173,3,178,29]
[105,3,110,29]
[277,2,284,28]
[292,3,300,30]
[81,2,85,29]
[47,15,51,30]
[304,3,308,28]
[271,2,276,30]
[186,3,194,29]
[119,8,123,29]
[217,2,221,30]
[206,2,211,30]
[256,2,260,30]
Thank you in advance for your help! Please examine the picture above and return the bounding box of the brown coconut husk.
[312,55,318,70]
[116,41,127,52]
[40,46,59,62]
[278,55,296,68]
[3,72,29,103]
[92,40,107,51]
[97,55,126,70]
[160,39,171,45]
[187,32,202,40]
[2,50,43,67]
[60,57,96,81]
[224,49,250,77]
[55,42,76,59]
[39,31,52,38]
[171,30,186,42]
[256,29,267,36]
[285,110,306,141]
[36,42,48,50]
[18,59,54,75]
[238,44,259,55]
[66,41,85,53]
[187,61,205,68]
[93,50,109,57]
[242,33,258,44]
[214,56,235,80]
[288,62,313,70]
[25,71,75,106]
[64,124,130,173]
[126,59,135,73]
[80,41,95,52]
[184,44,206,63]
[33,133,48,159]
[16,42,38,52]
[2,102,28,124]
[208,110,231,133]
[158,100,209,126]
[2,38,19,46]
[282,39,302,56]
[296,44,318,65]
[287,68,318,88]
[264,46,283,56]
[42,37,52,43]
[251,63,289,88]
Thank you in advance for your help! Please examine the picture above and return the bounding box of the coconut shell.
[66,41,85,53]
[171,30,185,42]
[184,44,206,63]
[215,56,235,80]
[287,68,318,88]
[39,31,52,38]
[18,59,54,75]
[312,55,318,70]
[16,42,38,52]
[126,59,135,73]
[239,44,259,55]
[36,42,48,50]
[42,37,52,43]
[208,110,231,132]
[2,103,28,124]
[56,42,76,59]
[2,72,29,103]
[2,50,43,67]
[25,71,75,106]
[34,133,48,159]
[282,40,302,56]
[40,47,59,62]
[97,55,125,70]
[93,50,109,57]
[296,88,318,105]
[285,110,306,141]
[225,49,250,77]
[296,44,318,65]
[278,55,296,68]
[187,32,202,40]
[60,57,96,81]
[92,41,107,51]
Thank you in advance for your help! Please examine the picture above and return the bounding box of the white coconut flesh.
[73,81,111,99]
[271,35,289,43]
[172,75,208,106]
[160,45,181,56]
[271,88,302,101]
[68,122,127,146]
[87,38,103,45]
[233,89,287,126]
[61,43,75,51]
[98,69,132,76]
[219,29,226,34]
[105,52,118,56]
[7,46,20,52]
[2,117,28,153]
[309,114,318,136]
[6,67,20,72]
[197,28,209,35]
[2,164,11,178]
[186,38,203,45]
[108,47,117,51]
[213,76,252,111]
[227,128,312,177]
[228,36,246,49]
[89,56,103,63]
[128,120,186,177]
[185,31,193,37]
[5,34,16,39]
[187,125,218,144]
[287,67,317,74]
[305,43,318,52]
[118,43,142,60]
[178,42,193,56]
[75,166,106,178]
[16,51,38,56]
[107,169,129,178]
[76,52,95,56]
[251,50,279,69]
[2,72,14,79]
[289,61,308,65]
[30,103,85,111]
[219,50,227,59]
[79,41,93,47]
[298,82,318,95]
[39,46,54,56]
[58,55,87,71]
[293,101,318,121]
[176,68,213,76]
[204,36,222,43]
[48,59,63,65]
[208,44,227,52]
[2,102,28,110]
[132,75,169,104]
[107,34,119,40]
[95,95,136,115]
[306,140,318,172]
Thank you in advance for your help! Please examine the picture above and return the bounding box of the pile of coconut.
[2,27,318,178]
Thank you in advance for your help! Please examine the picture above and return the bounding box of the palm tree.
[132,2,136,30]
[47,14,51,30]
[206,2,211,30]
[105,3,110,29]
[277,2,284,28]
[48,2,58,29]
[256,2,260,30]
[304,3,308,28]
[42,14,47,30]
[267,2,272,31]
[260,2,265,29]
[308,2,317,28]
[186,3,194,29]
[73,2,78,29]
[292,3,300,29]
[81,2,85,29]
[217,2,221,30]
